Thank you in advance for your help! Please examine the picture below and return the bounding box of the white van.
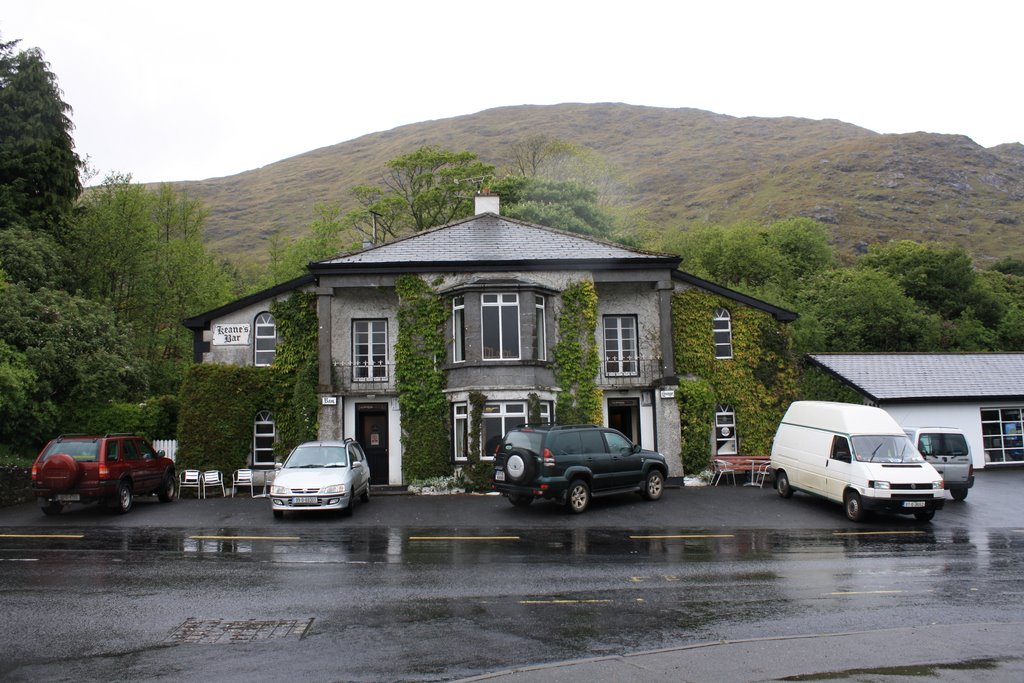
[770,401,944,522]
[902,427,974,501]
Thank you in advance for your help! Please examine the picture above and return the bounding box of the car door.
[578,429,614,491]
[347,442,370,495]
[603,430,643,488]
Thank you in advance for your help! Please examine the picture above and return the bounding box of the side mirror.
[632,443,642,453]
[352,461,362,468]
[274,462,283,471]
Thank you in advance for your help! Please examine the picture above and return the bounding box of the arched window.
[254,312,277,366]
[713,308,733,360]
[253,410,276,466]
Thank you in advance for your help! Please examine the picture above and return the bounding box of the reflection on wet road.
[1,525,1022,681]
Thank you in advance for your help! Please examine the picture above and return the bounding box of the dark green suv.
[491,424,668,513]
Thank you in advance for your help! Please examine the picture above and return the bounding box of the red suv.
[31,434,177,515]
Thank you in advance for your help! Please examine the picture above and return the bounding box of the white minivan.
[770,401,945,522]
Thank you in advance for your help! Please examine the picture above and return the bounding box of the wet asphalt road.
[0,470,1022,681]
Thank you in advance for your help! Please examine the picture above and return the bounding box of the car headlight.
[321,484,346,494]
[932,481,943,490]
[871,480,891,490]
[270,485,288,495]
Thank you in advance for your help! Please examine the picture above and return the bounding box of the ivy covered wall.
[176,291,319,473]
[672,289,798,474]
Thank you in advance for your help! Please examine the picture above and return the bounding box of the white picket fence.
[153,439,178,462]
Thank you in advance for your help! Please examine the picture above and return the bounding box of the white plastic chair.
[752,460,772,488]
[232,469,255,497]
[180,469,203,498]
[712,459,737,486]
[201,470,226,498]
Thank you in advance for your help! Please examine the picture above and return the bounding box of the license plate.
[495,470,505,481]
[293,496,319,505]
[902,500,926,508]
[55,494,80,502]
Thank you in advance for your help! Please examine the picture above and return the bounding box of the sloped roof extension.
[807,353,1024,403]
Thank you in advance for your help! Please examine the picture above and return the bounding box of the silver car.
[270,440,371,518]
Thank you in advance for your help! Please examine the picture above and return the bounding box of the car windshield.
[43,440,99,461]
[851,435,924,463]
[284,445,347,468]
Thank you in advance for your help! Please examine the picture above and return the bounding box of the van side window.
[830,436,852,462]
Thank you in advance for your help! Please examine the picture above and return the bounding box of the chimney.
[474,190,500,215]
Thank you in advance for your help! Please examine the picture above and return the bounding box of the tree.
[859,241,1003,326]
[492,176,616,237]
[0,37,81,239]
[67,175,233,393]
[795,269,941,353]
[0,285,145,448]
[266,203,351,284]
[344,147,495,241]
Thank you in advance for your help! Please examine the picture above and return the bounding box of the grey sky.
[3,0,1021,184]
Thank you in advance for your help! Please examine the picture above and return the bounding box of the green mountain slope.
[165,103,1024,264]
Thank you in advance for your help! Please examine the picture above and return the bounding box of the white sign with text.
[213,323,251,346]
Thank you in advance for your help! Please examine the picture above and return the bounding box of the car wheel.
[504,448,536,484]
[360,483,370,503]
[111,481,133,514]
[844,490,865,522]
[157,472,176,502]
[38,453,81,493]
[776,470,793,499]
[950,487,968,501]
[40,500,64,516]
[508,494,534,508]
[914,510,935,522]
[565,479,590,514]
[642,470,664,501]
[273,509,284,519]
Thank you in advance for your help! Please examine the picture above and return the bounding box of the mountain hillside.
[166,103,1024,264]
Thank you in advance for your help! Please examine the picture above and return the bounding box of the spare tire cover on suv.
[39,453,81,493]
[504,448,537,483]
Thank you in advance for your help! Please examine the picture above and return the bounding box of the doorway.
[607,398,640,444]
[356,403,389,485]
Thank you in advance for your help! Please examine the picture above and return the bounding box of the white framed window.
[715,405,737,455]
[353,319,388,381]
[981,407,1024,464]
[474,400,551,460]
[452,296,466,363]
[713,308,733,360]
[253,410,276,466]
[604,315,638,376]
[482,293,520,360]
[254,312,277,367]
[453,403,469,461]
[534,295,547,361]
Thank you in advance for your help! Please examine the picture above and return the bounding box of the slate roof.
[313,213,676,268]
[807,353,1024,403]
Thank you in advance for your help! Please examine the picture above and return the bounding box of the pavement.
[3,468,1024,682]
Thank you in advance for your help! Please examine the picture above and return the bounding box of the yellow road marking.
[189,535,301,541]
[831,590,904,595]
[630,534,735,539]
[832,531,926,536]
[408,536,520,541]
[0,533,84,539]
[520,599,611,605]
